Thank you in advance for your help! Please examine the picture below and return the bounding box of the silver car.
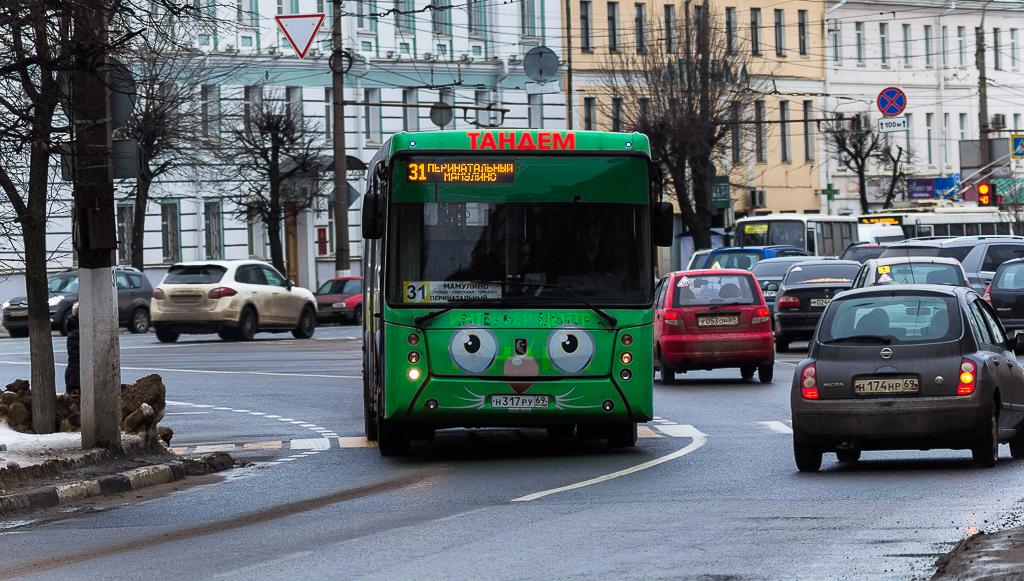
[852,256,969,288]
[151,260,317,342]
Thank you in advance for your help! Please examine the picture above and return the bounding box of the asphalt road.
[2,328,1024,579]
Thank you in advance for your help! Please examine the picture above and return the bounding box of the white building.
[823,0,1024,213]
[4,0,565,298]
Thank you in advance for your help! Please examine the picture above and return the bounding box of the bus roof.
[385,130,651,156]
[737,214,856,222]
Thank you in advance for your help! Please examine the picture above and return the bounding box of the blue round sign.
[877,87,907,117]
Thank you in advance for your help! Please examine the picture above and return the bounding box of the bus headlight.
[408,368,421,381]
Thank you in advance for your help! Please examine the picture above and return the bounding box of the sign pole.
[330,1,351,275]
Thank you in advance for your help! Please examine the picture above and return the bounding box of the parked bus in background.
[360,130,673,455]
[735,215,903,257]
[858,206,1016,239]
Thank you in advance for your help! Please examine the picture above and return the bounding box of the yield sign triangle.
[275,14,326,59]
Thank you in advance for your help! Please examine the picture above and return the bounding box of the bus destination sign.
[858,216,903,226]
[406,160,516,184]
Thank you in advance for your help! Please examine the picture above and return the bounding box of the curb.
[0,461,186,515]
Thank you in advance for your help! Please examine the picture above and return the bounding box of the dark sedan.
[750,256,811,314]
[791,285,1024,472]
[773,259,861,351]
[988,258,1024,342]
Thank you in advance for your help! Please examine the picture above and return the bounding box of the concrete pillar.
[296,207,316,290]
[80,267,121,450]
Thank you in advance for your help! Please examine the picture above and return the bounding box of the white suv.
[151,260,317,342]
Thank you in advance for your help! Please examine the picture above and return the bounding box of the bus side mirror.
[654,202,673,247]
[362,193,384,239]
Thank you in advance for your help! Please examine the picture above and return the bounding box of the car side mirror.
[766,282,779,292]
[286,279,294,290]
[362,193,384,240]
[1014,334,1024,354]
[653,202,673,248]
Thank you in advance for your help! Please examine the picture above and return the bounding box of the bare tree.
[210,92,326,275]
[827,115,887,213]
[879,144,911,209]
[597,3,760,249]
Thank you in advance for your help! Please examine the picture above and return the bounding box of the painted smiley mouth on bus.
[504,356,539,393]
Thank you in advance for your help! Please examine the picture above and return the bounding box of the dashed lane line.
[758,420,794,434]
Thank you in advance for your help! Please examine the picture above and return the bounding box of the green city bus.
[360,129,672,455]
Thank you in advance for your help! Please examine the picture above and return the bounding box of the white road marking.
[194,444,236,453]
[655,423,701,438]
[290,438,331,450]
[512,424,708,502]
[758,421,794,434]
[637,425,663,438]
[165,411,210,416]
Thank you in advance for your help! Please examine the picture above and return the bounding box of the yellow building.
[565,0,827,219]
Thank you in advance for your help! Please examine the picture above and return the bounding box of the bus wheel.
[378,417,410,456]
[363,385,378,442]
[606,422,638,448]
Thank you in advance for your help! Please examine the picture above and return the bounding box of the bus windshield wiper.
[413,297,503,329]
[823,334,894,345]
[487,280,619,328]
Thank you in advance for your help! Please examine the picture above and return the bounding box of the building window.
[798,10,808,55]
[608,2,619,51]
[994,28,1002,70]
[204,201,223,260]
[774,10,785,56]
[803,100,815,161]
[902,24,912,66]
[396,0,415,34]
[750,8,761,56]
[583,97,596,130]
[831,21,841,64]
[941,25,948,67]
[324,88,333,143]
[357,0,379,31]
[855,22,864,64]
[634,3,646,54]
[1015,113,1022,132]
[161,202,180,264]
[926,112,934,165]
[611,97,623,132]
[247,212,265,259]
[924,25,933,67]
[943,112,950,166]
[730,102,741,163]
[725,7,736,54]
[521,0,537,36]
[432,0,452,36]
[580,1,592,50]
[780,101,790,162]
[116,205,133,265]
[403,88,419,130]
[959,112,967,140]
[879,23,889,66]
[243,84,261,126]
[905,112,913,155]
[958,26,966,67]
[468,0,487,35]
[694,4,705,44]
[1012,29,1019,68]
[364,88,381,143]
[201,85,219,138]
[754,100,766,163]
[664,4,675,53]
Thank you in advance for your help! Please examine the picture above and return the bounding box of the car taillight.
[208,287,238,299]
[983,284,992,303]
[778,295,801,310]
[752,306,771,325]
[663,310,684,327]
[800,363,818,399]
[152,288,165,300]
[957,359,976,396]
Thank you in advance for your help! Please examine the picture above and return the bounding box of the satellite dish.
[430,102,453,128]
[523,46,560,83]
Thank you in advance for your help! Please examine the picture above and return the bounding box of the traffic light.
[977,183,1001,206]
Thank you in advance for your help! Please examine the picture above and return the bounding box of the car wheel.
[658,350,677,385]
[8,328,28,338]
[793,438,822,473]
[237,308,257,342]
[377,414,410,456]
[292,306,317,339]
[972,404,999,468]
[836,449,861,463]
[606,422,638,448]
[740,365,756,380]
[155,329,179,343]
[217,330,236,341]
[353,308,363,326]
[758,364,774,384]
[129,307,150,334]
[1010,431,1024,460]
[59,310,72,336]
[776,335,790,352]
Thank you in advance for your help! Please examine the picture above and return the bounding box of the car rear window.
[993,264,1024,290]
[688,252,711,269]
[164,265,227,284]
[752,260,804,278]
[785,264,859,285]
[819,294,961,345]
[874,263,964,286]
[708,252,761,270]
[841,246,885,263]
[672,274,759,307]
[880,245,972,262]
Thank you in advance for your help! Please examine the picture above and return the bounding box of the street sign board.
[1012,134,1024,159]
[712,176,730,209]
[275,14,326,59]
[877,87,907,117]
[877,116,908,133]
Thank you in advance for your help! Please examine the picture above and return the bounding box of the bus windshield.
[737,220,805,248]
[388,202,652,306]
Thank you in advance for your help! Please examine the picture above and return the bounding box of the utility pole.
[977,2,992,168]
[71,1,121,450]
[331,0,351,275]
[564,0,574,129]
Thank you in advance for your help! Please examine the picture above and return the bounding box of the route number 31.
[406,283,427,301]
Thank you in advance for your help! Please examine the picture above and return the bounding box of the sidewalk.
[933,528,1024,579]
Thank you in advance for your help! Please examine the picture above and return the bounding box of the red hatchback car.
[654,269,775,384]
[314,276,363,324]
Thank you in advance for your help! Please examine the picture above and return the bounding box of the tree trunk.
[688,155,714,250]
[267,182,286,275]
[857,166,870,214]
[22,213,56,433]
[130,170,152,271]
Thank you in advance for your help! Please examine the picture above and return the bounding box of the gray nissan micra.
[791,284,1024,472]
